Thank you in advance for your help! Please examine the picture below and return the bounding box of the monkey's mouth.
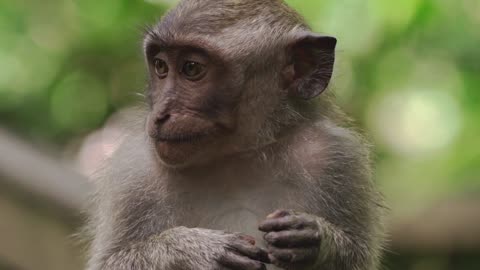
[156,132,210,143]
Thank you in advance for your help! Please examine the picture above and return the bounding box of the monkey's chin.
[153,141,207,168]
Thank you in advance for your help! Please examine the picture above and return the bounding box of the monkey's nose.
[155,114,171,127]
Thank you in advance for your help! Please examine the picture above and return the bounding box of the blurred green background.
[0,0,479,269]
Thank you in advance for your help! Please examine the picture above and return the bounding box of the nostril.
[155,114,170,126]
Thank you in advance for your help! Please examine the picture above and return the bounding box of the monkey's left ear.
[285,33,337,99]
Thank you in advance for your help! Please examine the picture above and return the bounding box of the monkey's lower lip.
[156,132,209,143]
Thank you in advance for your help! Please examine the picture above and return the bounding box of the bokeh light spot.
[50,73,109,131]
[369,89,462,157]
[28,23,69,52]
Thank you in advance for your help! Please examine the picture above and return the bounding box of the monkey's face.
[143,5,337,168]
[145,47,241,167]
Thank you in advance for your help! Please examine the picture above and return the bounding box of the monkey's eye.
[181,61,206,80]
[154,59,169,78]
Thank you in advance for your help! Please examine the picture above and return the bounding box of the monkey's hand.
[162,227,270,270]
[259,210,322,270]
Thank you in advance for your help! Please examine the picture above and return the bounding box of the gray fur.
[86,0,385,269]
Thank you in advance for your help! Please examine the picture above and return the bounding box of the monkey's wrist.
[312,217,339,267]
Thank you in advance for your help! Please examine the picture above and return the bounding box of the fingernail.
[267,209,290,219]
[264,232,274,242]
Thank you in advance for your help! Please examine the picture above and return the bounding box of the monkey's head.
[143,0,336,168]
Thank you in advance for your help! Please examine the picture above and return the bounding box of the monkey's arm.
[88,226,269,270]
[260,125,385,270]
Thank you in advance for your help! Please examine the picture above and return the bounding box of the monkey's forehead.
[160,0,305,34]
[144,0,308,59]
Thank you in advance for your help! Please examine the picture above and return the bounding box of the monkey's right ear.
[285,33,337,99]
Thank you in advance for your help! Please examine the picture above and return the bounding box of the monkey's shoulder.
[287,121,367,160]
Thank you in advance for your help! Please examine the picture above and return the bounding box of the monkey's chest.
[197,206,282,270]
[178,183,289,244]
[171,179,294,270]
[203,206,263,237]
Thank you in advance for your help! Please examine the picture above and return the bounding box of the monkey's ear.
[286,33,337,99]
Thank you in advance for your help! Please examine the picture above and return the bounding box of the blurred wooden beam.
[0,195,84,270]
[0,128,91,211]
[389,196,480,253]
[0,128,90,270]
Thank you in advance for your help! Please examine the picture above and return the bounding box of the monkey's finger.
[228,241,270,263]
[264,230,320,248]
[266,209,294,219]
[259,216,298,231]
[259,215,316,231]
[218,251,267,270]
[268,246,318,264]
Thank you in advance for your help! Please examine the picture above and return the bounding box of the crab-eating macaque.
[86,0,385,270]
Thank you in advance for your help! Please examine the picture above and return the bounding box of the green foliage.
[0,0,167,143]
